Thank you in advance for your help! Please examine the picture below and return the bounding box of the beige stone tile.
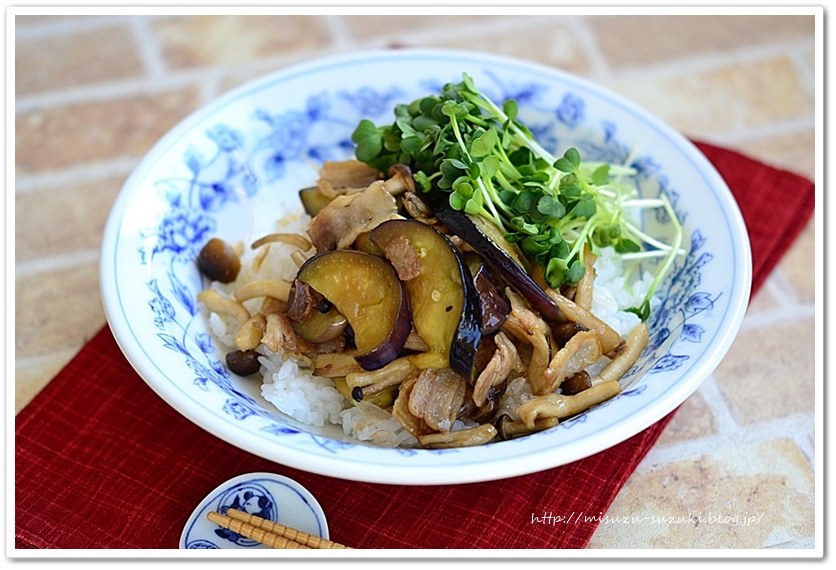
[588,438,815,548]
[15,175,126,262]
[589,15,814,68]
[735,129,816,181]
[15,262,105,359]
[342,15,499,39]
[714,317,814,424]
[15,352,75,414]
[430,21,592,76]
[218,21,594,97]
[656,391,718,446]
[217,50,338,95]
[774,217,816,304]
[152,15,330,69]
[745,283,784,314]
[16,86,198,175]
[612,56,813,138]
[14,15,77,26]
[16,25,144,95]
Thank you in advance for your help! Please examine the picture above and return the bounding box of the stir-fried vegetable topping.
[351,73,683,320]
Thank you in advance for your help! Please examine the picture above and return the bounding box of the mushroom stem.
[497,415,560,439]
[251,233,313,252]
[233,279,292,303]
[516,380,622,429]
[345,356,417,390]
[418,423,497,448]
[197,289,250,327]
[591,322,649,386]
[545,288,622,356]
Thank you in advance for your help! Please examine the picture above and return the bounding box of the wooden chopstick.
[225,508,352,549]
[207,511,309,549]
[207,509,352,550]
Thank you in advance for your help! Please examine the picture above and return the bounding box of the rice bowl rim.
[100,48,751,485]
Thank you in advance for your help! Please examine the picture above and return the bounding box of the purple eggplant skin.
[298,186,332,217]
[294,249,412,371]
[434,207,567,324]
[450,271,483,382]
[287,280,349,344]
[353,279,412,371]
[370,219,483,381]
[471,261,511,334]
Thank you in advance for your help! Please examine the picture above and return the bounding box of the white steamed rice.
[260,356,345,427]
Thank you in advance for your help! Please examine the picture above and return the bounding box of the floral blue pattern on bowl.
[101,49,751,485]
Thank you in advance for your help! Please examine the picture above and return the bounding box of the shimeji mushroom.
[418,423,497,448]
[197,289,250,327]
[515,380,622,429]
[197,237,241,283]
[545,288,622,356]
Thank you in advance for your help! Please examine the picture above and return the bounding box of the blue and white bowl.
[100,49,751,485]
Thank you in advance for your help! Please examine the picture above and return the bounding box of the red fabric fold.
[14,141,815,550]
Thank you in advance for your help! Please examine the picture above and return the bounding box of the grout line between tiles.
[787,44,816,100]
[700,115,816,148]
[196,72,225,106]
[765,267,803,307]
[764,536,816,549]
[571,15,612,79]
[737,303,815,332]
[696,374,741,435]
[13,13,129,40]
[763,272,798,308]
[14,75,199,114]
[343,13,546,50]
[606,37,814,85]
[128,15,168,81]
[792,426,816,471]
[15,158,138,193]
[15,348,80,371]
[15,248,101,277]
[321,15,356,50]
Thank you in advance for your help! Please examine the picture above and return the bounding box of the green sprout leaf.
[592,164,611,186]
[536,195,565,219]
[470,127,498,158]
[554,148,581,173]
[565,259,586,284]
[350,72,684,316]
[503,99,518,121]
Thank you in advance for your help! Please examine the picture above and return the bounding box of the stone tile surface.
[775,218,817,304]
[738,129,816,181]
[714,318,815,424]
[16,25,145,95]
[612,56,813,138]
[16,87,198,175]
[152,15,330,68]
[429,20,592,75]
[15,262,104,359]
[589,15,814,67]
[342,15,499,39]
[15,176,126,262]
[744,283,785,315]
[15,14,80,26]
[588,438,816,548]
[655,391,718,446]
[15,353,76,414]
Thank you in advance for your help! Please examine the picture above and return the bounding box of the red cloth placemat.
[14,141,815,550]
